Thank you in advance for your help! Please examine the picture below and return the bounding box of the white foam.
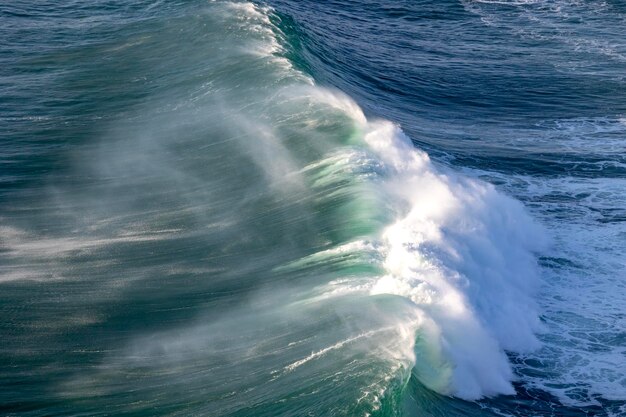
[458,170,626,405]
[354,120,546,399]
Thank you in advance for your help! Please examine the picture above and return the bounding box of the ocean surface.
[1,1,625,416]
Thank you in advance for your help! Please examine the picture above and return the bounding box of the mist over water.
[1,1,625,416]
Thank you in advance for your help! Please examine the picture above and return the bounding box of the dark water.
[1,1,624,416]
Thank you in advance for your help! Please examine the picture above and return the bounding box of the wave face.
[0,1,624,417]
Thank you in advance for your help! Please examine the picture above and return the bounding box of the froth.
[353,120,546,399]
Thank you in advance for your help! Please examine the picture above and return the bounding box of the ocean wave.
[8,0,621,415]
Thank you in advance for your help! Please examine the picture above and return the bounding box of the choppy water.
[1,1,624,416]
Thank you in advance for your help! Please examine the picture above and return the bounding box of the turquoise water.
[1,1,624,416]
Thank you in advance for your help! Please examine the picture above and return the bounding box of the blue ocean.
[1,1,625,416]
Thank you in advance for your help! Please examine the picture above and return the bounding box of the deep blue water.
[1,1,625,416]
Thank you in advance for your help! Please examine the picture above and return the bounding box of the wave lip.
[341,117,546,399]
[288,86,547,399]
